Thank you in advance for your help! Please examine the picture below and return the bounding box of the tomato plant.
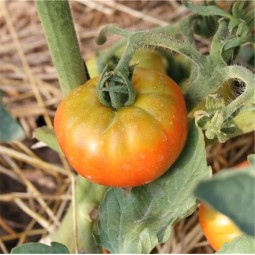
[54,67,188,187]
[199,161,250,251]
[14,1,253,254]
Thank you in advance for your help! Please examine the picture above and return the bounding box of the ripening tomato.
[199,204,242,251]
[215,1,233,10]
[234,160,250,169]
[199,161,250,251]
[126,48,166,74]
[86,48,166,78]
[54,67,188,187]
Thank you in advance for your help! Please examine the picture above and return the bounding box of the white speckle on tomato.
[123,165,132,171]
[157,155,164,162]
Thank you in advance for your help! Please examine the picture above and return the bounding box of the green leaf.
[194,169,255,236]
[248,154,255,166]
[50,177,108,254]
[217,235,255,254]
[183,1,232,19]
[237,44,255,68]
[11,242,69,254]
[96,122,211,253]
[0,103,25,142]
[34,127,63,154]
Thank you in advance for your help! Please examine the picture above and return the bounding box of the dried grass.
[0,0,254,254]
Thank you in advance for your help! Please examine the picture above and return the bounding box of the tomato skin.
[87,48,166,78]
[199,161,249,251]
[234,160,249,169]
[125,49,166,74]
[54,67,188,187]
[199,204,242,251]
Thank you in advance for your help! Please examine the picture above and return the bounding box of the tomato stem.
[96,64,137,109]
[35,0,88,95]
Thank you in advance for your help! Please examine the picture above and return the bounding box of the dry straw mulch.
[0,1,254,254]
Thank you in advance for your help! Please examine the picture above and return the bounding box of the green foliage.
[232,110,255,138]
[34,127,62,154]
[96,123,211,253]
[50,177,107,253]
[217,235,255,254]
[195,94,236,136]
[11,242,69,254]
[237,44,255,68]
[194,167,255,236]
[248,154,255,166]
[184,1,254,48]
[0,103,25,142]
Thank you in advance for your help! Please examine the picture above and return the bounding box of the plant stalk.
[35,0,88,95]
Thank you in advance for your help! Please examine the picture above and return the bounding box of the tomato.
[199,204,242,251]
[199,161,250,251]
[234,160,249,169]
[86,48,166,78]
[54,67,188,187]
[124,48,166,74]
[86,56,99,78]
[215,1,233,10]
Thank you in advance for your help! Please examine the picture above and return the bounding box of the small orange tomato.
[199,161,250,251]
[199,204,242,251]
[234,160,250,169]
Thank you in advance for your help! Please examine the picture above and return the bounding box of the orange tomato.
[199,204,242,251]
[54,67,188,187]
[199,161,250,250]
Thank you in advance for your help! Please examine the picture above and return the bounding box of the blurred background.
[0,0,254,253]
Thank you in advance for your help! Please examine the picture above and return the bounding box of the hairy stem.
[35,0,88,95]
[210,19,229,65]
[114,29,205,74]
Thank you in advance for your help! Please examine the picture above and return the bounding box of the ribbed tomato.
[54,67,188,187]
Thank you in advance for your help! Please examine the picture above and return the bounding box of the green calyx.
[96,65,136,110]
